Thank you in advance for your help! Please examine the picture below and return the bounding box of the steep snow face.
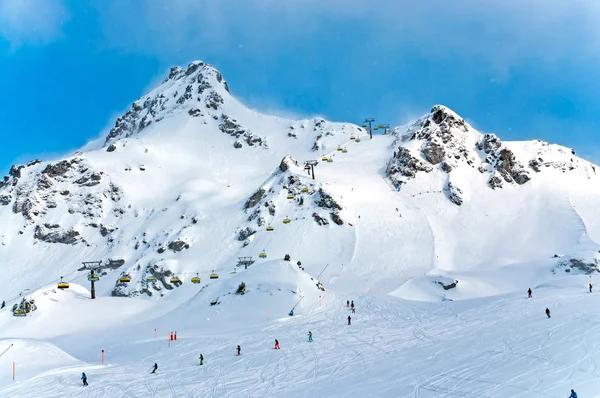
[0,61,362,304]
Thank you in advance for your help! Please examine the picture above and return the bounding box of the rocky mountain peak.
[104,61,231,146]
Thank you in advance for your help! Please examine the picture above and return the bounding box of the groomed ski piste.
[1,61,600,397]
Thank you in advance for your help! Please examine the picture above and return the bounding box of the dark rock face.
[387,147,433,181]
[27,159,41,167]
[0,195,11,206]
[422,141,445,165]
[237,227,257,241]
[188,108,203,117]
[481,134,502,154]
[447,182,463,206]
[330,212,344,225]
[219,115,265,147]
[168,240,190,252]
[245,189,265,209]
[206,90,223,110]
[34,224,81,245]
[556,258,599,274]
[529,158,542,172]
[488,174,503,189]
[315,189,342,210]
[106,144,117,152]
[9,165,24,178]
[312,212,329,226]
[440,161,453,173]
[437,279,458,290]
[100,225,115,237]
[495,148,531,185]
[42,159,77,178]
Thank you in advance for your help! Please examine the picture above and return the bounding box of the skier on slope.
[274,339,280,349]
[199,354,204,366]
[545,308,551,319]
[569,389,578,398]
[151,363,158,373]
[81,372,88,386]
[308,331,313,342]
[350,300,354,309]
[346,300,350,307]
[589,282,593,293]
[237,345,241,356]
[348,315,352,325]
[527,288,532,298]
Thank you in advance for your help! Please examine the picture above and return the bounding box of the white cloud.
[94,0,600,71]
[0,0,69,47]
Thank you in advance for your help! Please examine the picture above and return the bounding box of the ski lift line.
[0,344,13,359]
[2,268,81,305]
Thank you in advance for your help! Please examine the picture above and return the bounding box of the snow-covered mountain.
[1,61,599,304]
[2,60,600,397]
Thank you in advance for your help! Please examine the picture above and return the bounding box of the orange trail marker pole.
[102,349,105,365]
[12,362,15,381]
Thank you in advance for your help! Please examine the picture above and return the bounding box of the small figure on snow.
[1,300,5,309]
[151,363,158,373]
[346,300,350,308]
[351,307,355,313]
[589,282,593,293]
[545,308,551,319]
[237,345,241,356]
[350,300,354,309]
[199,354,204,366]
[308,331,313,342]
[348,315,352,325]
[81,372,88,386]
[570,389,578,398]
[527,288,532,298]
[274,339,280,349]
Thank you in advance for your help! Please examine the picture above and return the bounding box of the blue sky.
[1,0,600,173]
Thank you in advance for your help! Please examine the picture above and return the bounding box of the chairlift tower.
[380,124,390,134]
[237,257,255,270]
[82,261,102,299]
[363,118,375,139]
[305,160,319,180]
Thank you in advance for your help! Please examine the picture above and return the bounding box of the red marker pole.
[12,362,15,381]
[101,349,105,365]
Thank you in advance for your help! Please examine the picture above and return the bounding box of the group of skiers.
[529,280,593,319]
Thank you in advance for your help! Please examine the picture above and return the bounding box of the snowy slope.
[1,61,600,397]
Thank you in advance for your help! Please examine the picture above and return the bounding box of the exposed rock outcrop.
[34,224,82,245]
[447,182,463,206]
[315,188,342,210]
[312,212,329,226]
[168,240,190,252]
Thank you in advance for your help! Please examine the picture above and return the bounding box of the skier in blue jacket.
[570,389,577,398]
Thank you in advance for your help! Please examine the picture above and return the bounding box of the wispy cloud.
[0,0,69,48]
[95,0,600,67]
